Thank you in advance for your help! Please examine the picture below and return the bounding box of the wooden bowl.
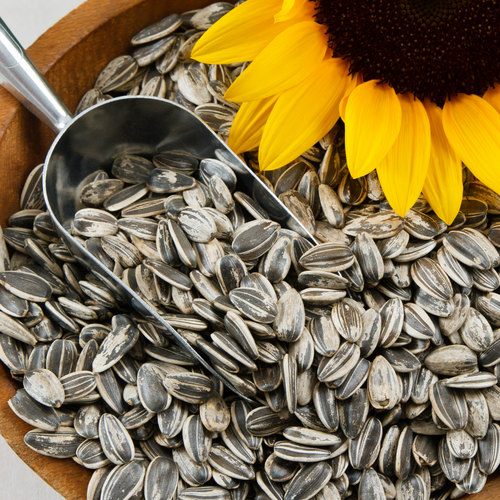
[0,1,499,499]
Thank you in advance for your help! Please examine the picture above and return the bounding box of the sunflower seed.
[443,231,491,270]
[0,309,36,344]
[0,271,52,302]
[95,56,139,92]
[93,319,140,373]
[19,163,45,210]
[381,348,420,373]
[348,416,383,470]
[429,383,468,431]
[155,35,184,75]
[317,341,360,383]
[338,388,370,440]
[273,288,305,343]
[77,439,111,469]
[177,207,217,244]
[367,355,400,410]
[163,372,213,404]
[99,413,135,465]
[299,243,354,273]
[446,429,477,460]
[179,486,231,500]
[379,297,404,348]
[61,371,97,402]
[284,461,332,500]
[208,176,235,215]
[208,444,255,480]
[274,440,335,463]
[358,468,386,500]
[3,227,36,254]
[395,473,426,500]
[8,388,61,430]
[438,293,470,336]
[311,382,339,432]
[438,438,472,484]
[183,414,212,464]
[344,212,404,239]
[309,315,340,357]
[136,363,171,412]
[404,210,439,240]
[73,209,119,238]
[0,334,26,371]
[143,457,179,500]
[104,183,149,212]
[195,103,236,131]
[403,303,434,340]
[95,369,128,415]
[393,239,436,263]
[229,288,277,324]
[331,300,363,342]
[264,452,297,483]
[245,406,297,437]
[459,308,494,352]
[279,190,316,235]
[378,424,401,476]
[24,427,84,458]
[424,345,477,376]
[197,392,230,433]
[231,220,280,261]
[281,353,297,414]
[80,179,124,208]
[100,461,146,500]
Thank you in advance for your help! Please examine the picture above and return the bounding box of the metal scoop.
[0,18,318,396]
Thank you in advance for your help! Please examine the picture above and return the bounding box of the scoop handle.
[0,18,73,133]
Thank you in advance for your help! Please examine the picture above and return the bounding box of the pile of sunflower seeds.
[75,1,243,143]
[2,3,500,500]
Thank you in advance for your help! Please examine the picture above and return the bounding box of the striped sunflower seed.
[99,413,135,465]
[144,457,179,500]
[208,444,255,480]
[100,461,146,500]
[349,416,383,470]
[284,462,332,500]
[24,427,84,459]
[9,388,61,431]
[429,383,468,431]
[163,372,213,404]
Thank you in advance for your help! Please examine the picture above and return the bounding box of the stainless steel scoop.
[0,17,318,397]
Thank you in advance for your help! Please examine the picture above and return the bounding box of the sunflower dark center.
[314,0,500,105]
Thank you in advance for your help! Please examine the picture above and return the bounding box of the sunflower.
[191,0,500,224]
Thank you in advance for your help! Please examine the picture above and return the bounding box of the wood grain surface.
[0,0,498,499]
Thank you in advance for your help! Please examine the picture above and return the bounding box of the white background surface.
[0,3,86,499]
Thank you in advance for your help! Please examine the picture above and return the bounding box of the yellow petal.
[377,93,431,217]
[275,0,308,22]
[483,85,500,115]
[421,100,463,225]
[191,0,315,64]
[443,94,500,194]
[224,21,328,102]
[339,72,363,121]
[228,95,279,154]
[344,81,402,178]
[259,57,351,170]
